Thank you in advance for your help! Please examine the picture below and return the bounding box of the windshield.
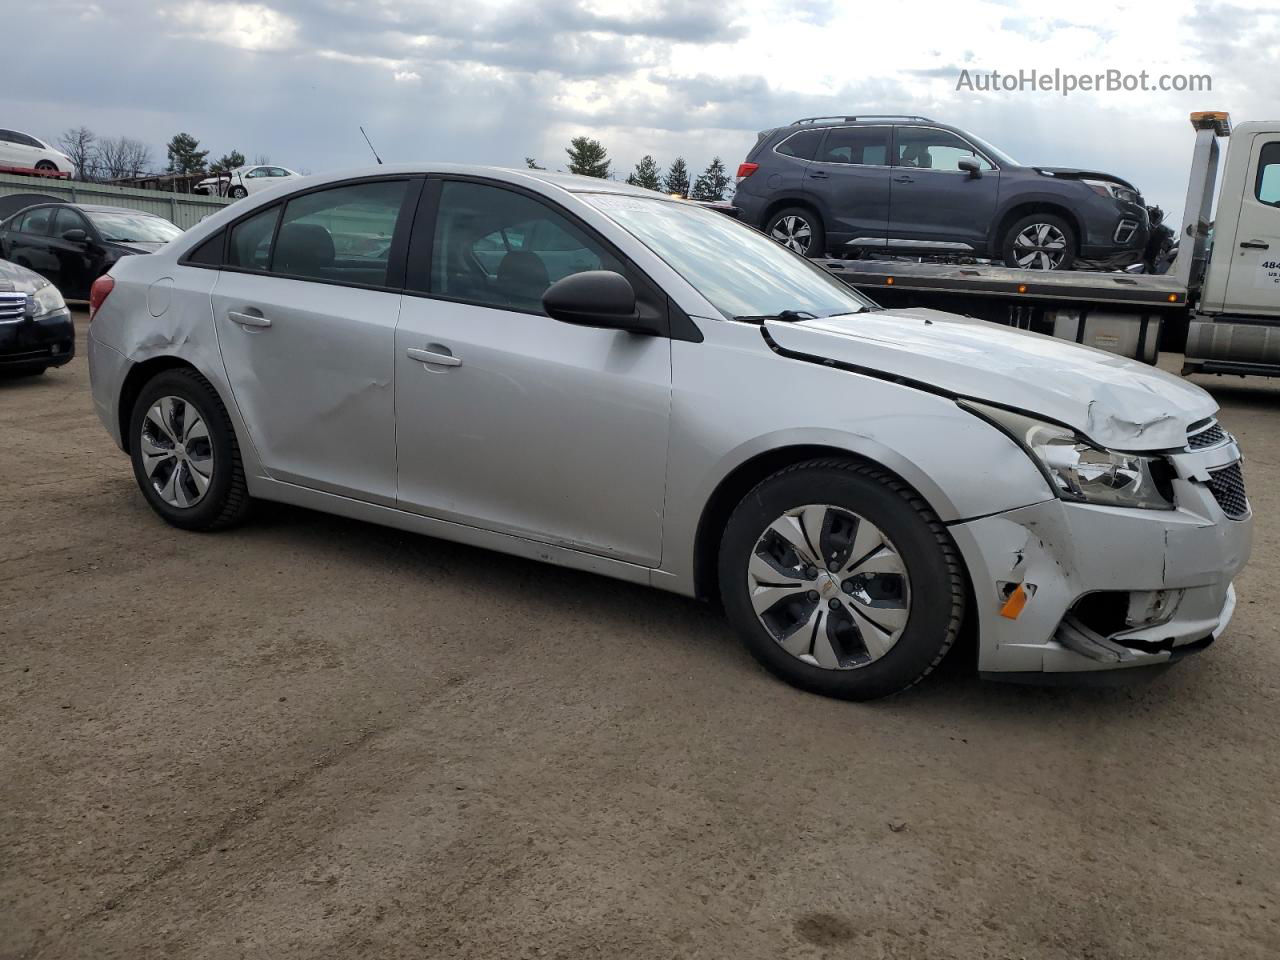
[87,212,183,244]
[582,194,877,320]
[966,131,1019,167]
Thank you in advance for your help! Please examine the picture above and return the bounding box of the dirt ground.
[3,313,1278,960]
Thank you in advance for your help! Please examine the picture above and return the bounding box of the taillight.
[736,162,759,184]
[88,274,114,321]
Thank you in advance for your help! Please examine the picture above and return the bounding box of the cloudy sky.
[5,0,1277,221]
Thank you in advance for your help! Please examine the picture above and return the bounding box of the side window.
[0,130,14,144]
[52,208,87,238]
[894,129,993,171]
[272,179,408,285]
[18,208,53,235]
[185,229,226,266]
[775,129,824,161]
[1255,142,1280,207]
[245,168,266,179]
[429,181,623,313]
[269,167,290,178]
[228,205,280,270]
[15,133,41,148]
[816,127,891,166]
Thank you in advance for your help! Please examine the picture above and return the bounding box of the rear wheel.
[228,185,248,199]
[128,369,251,531]
[766,207,826,257]
[1001,213,1076,270]
[718,459,965,700]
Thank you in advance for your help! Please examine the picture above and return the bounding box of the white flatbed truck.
[813,111,1280,375]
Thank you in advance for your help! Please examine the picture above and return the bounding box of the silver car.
[86,166,1252,700]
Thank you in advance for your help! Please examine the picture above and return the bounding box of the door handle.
[228,310,271,328]
[894,175,914,183]
[407,346,462,367]
[1240,240,1270,250]
[807,171,829,180]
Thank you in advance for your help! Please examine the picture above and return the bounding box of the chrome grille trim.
[0,292,28,324]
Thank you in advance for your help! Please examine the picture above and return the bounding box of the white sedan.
[0,129,72,174]
[195,165,300,199]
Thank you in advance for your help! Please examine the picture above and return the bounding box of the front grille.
[1207,462,1249,519]
[1188,422,1226,449]
[0,292,27,323]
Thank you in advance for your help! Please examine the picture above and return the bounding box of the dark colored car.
[733,115,1150,270]
[0,256,74,376]
[0,203,182,299]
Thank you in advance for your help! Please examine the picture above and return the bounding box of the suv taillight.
[88,274,114,321]
[736,162,759,184]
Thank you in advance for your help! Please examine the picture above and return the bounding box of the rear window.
[228,205,280,270]
[817,127,890,166]
[15,208,54,235]
[775,129,824,161]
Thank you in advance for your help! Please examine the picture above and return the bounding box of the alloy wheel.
[139,396,214,508]
[1012,223,1068,270]
[770,216,813,254]
[747,504,911,670]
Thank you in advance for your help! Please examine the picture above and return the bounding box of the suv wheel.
[1002,213,1076,270]
[766,207,825,257]
[128,368,252,531]
[718,459,965,701]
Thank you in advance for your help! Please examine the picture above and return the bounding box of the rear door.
[804,125,892,251]
[7,206,58,280]
[887,126,1001,251]
[1223,134,1280,318]
[210,177,419,505]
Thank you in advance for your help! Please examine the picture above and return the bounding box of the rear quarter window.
[775,129,824,161]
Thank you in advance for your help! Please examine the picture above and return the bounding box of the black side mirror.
[62,228,88,242]
[958,158,981,179]
[542,270,662,335]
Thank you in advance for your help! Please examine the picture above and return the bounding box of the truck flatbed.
[814,258,1189,310]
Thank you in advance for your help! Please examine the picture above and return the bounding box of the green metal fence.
[0,174,232,229]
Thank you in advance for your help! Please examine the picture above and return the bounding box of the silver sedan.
[86,165,1252,700]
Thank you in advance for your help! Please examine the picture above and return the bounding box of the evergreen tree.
[565,136,611,178]
[625,155,663,191]
[525,157,544,169]
[165,132,208,175]
[211,149,246,174]
[663,157,690,197]
[691,156,731,201]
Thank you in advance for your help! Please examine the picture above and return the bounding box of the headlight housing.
[1082,178,1140,205]
[965,401,1175,510]
[28,281,66,320]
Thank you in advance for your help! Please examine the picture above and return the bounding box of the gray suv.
[733,116,1150,270]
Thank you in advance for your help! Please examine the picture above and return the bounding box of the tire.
[718,458,965,701]
[34,160,57,172]
[765,206,826,258]
[127,368,251,531]
[1001,213,1075,270]
[228,185,248,199]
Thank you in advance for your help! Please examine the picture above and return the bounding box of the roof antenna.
[360,126,383,165]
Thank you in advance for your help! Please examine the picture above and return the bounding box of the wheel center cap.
[819,572,839,597]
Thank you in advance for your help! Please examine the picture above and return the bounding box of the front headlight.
[964,401,1175,510]
[28,282,67,320]
[1082,178,1140,205]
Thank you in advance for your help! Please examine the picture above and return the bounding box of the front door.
[210,178,416,505]
[394,179,671,566]
[887,126,1001,252]
[48,207,99,299]
[1223,134,1280,319]
[804,125,893,251]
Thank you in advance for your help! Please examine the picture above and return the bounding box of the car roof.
[278,163,669,199]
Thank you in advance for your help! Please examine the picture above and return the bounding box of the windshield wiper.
[733,309,818,323]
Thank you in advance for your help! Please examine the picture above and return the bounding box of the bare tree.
[251,153,271,166]
[57,126,97,180]
[97,136,154,179]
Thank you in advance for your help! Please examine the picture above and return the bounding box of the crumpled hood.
[1033,166,1140,193]
[765,308,1216,451]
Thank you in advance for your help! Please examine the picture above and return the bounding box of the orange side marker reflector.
[885,276,895,285]
[1000,583,1029,620]
[1017,283,1028,294]
[1168,293,1178,302]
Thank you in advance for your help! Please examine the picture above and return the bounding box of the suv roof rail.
[792,115,934,125]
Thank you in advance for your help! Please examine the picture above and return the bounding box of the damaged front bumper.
[949,435,1253,678]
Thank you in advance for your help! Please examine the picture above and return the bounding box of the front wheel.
[718,459,965,700]
[228,185,248,199]
[1001,213,1076,270]
[765,207,826,258]
[128,368,251,531]
[34,160,57,172]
